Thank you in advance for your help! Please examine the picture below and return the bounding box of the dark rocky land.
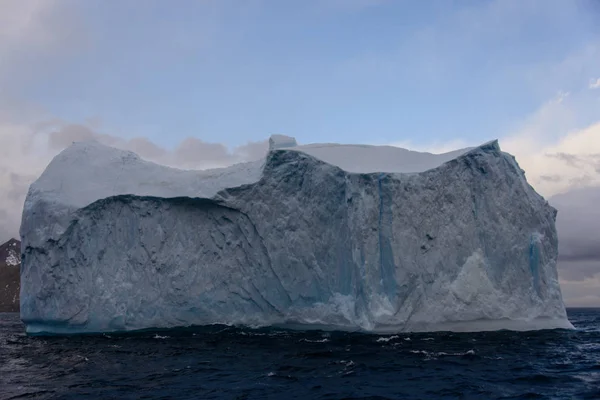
[0,238,21,312]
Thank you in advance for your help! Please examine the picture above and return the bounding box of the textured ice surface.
[20,137,572,334]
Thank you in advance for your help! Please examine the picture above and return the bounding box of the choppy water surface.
[1,309,598,399]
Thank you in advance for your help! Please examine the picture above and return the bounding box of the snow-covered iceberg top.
[28,136,471,211]
[20,136,572,334]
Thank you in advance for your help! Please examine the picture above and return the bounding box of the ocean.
[0,309,598,399]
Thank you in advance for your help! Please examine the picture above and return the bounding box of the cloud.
[45,122,269,170]
[500,89,600,198]
[539,175,562,183]
[175,138,233,167]
[590,78,600,89]
[507,121,600,196]
[0,0,57,46]
[48,124,119,149]
[558,273,600,308]
[126,138,167,160]
[0,0,83,88]
[549,187,600,284]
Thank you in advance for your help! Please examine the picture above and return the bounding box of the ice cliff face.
[20,137,572,334]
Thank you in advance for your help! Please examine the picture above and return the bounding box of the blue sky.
[3,0,599,149]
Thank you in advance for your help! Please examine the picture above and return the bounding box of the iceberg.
[19,136,573,334]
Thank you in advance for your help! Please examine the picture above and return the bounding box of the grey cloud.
[7,172,32,202]
[550,186,600,284]
[49,124,98,148]
[546,152,585,168]
[126,137,167,160]
[0,169,37,243]
[546,152,600,170]
[175,138,233,166]
[558,260,600,282]
[171,138,268,168]
[0,1,87,93]
[0,169,30,204]
[568,175,593,187]
[559,274,600,307]
[49,124,269,170]
[591,154,600,174]
[552,185,600,307]
[539,175,562,183]
[49,124,120,149]
[234,140,269,161]
[0,215,14,245]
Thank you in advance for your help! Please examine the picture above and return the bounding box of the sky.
[0,0,599,306]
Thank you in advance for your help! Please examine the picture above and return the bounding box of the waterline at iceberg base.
[19,136,573,334]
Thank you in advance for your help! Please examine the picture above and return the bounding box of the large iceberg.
[20,136,573,334]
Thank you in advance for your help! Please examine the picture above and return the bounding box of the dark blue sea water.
[1,309,599,400]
